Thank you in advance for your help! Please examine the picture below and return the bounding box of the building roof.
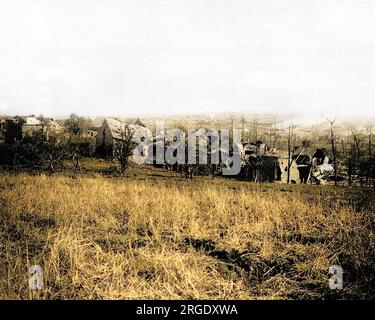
[104,118,146,140]
[265,148,288,159]
[134,118,146,127]
[293,146,317,157]
[23,116,42,126]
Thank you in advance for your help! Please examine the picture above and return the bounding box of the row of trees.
[343,130,375,187]
[319,119,375,188]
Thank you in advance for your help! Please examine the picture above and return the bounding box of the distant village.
[0,114,374,187]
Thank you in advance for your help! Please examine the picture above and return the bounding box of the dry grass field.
[0,162,374,300]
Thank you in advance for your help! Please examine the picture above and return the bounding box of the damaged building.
[0,115,63,143]
[96,118,147,157]
[239,141,334,184]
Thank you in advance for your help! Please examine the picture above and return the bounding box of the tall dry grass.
[0,172,374,299]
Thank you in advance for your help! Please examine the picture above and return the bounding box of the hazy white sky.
[0,0,374,118]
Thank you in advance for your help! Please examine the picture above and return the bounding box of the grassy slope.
[0,160,374,299]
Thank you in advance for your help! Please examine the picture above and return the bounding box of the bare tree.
[272,119,279,149]
[351,129,363,186]
[113,126,135,175]
[36,130,68,173]
[71,152,82,175]
[252,117,258,143]
[347,137,354,186]
[327,118,338,186]
[366,125,373,186]
[311,126,319,144]
[366,125,372,158]
[241,115,246,143]
[230,114,234,140]
[287,123,295,184]
[267,123,273,148]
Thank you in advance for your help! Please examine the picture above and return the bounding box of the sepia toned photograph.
[0,0,374,306]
